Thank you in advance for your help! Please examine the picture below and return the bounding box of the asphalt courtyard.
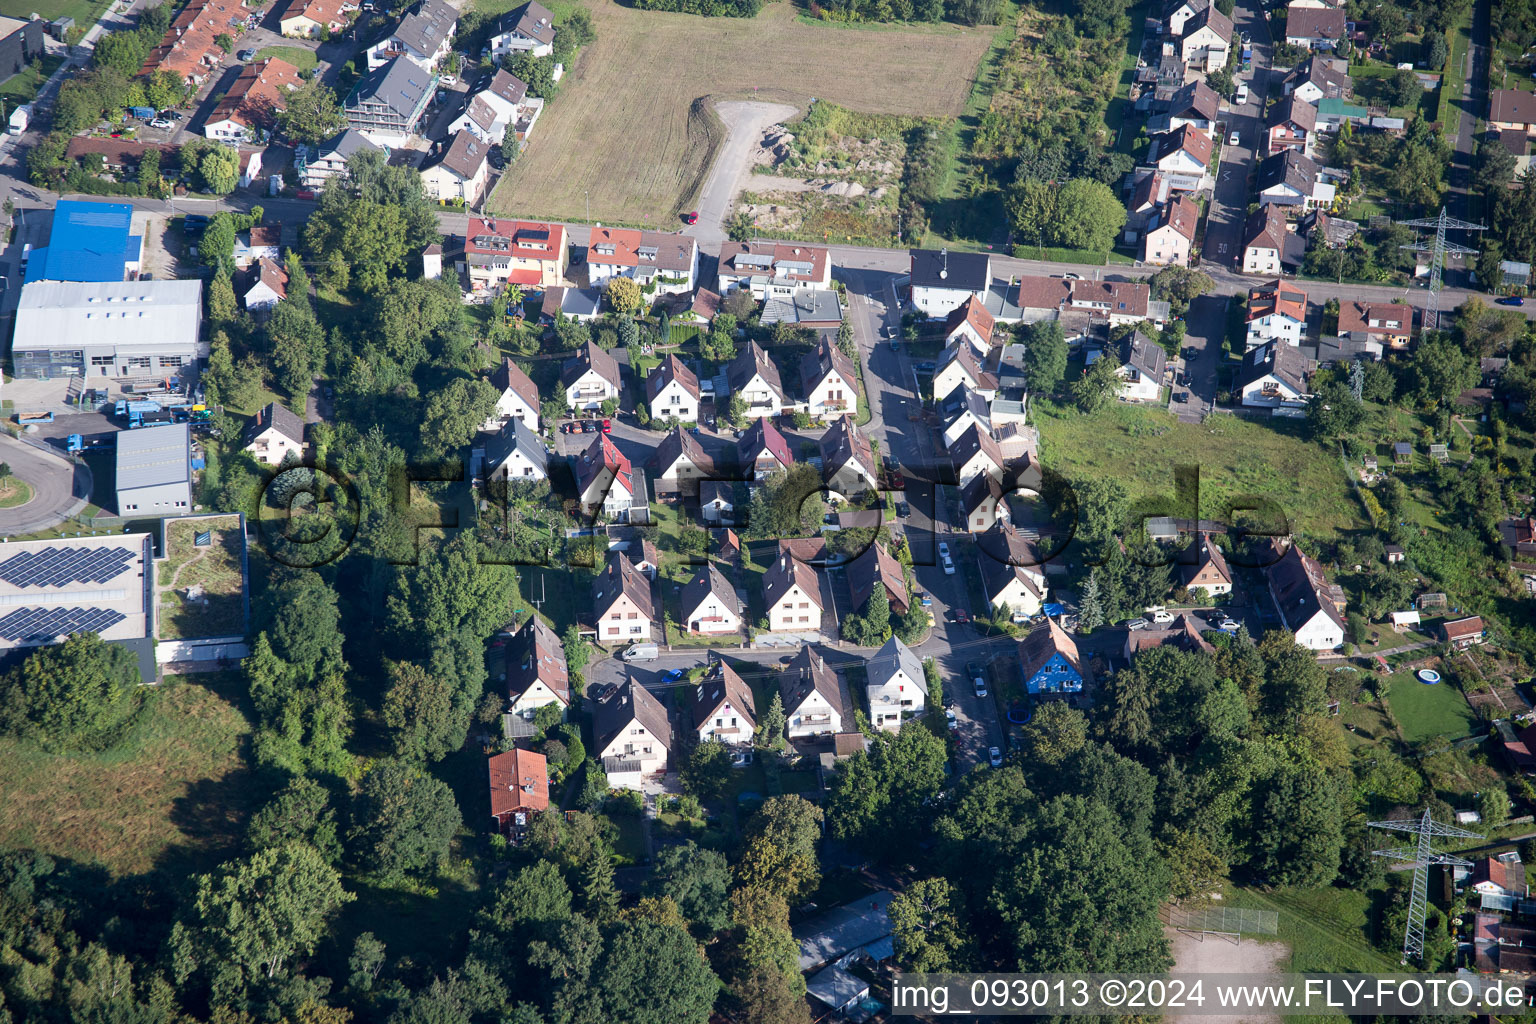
[0,433,91,536]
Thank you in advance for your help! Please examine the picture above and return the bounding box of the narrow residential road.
[1447,0,1493,291]
[1203,0,1272,271]
[684,101,799,252]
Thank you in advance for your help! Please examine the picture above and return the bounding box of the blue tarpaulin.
[1043,603,1065,616]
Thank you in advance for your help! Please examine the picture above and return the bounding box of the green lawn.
[1387,670,1477,743]
[0,0,108,26]
[1228,884,1401,974]
[255,46,320,72]
[1436,8,1473,132]
[0,53,66,109]
[1031,399,1367,542]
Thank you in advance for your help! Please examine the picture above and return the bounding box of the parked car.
[1149,609,1175,624]
[1126,617,1150,631]
[1235,84,1250,105]
[945,708,958,732]
[896,501,910,518]
[1218,617,1241,632]
[967,661,987,698]
[601,418,612,433]
[295,189,317,200]
[1228,131,1240,145]
[938,541,954,575]
[236,48,257,60]
[954,608,970,624]
[1496,295,1526,306]
[150,117,174,129]
[989,746,1003,768]
[682,211,699,225]
[622,643,659,662]
[661,669,684,682]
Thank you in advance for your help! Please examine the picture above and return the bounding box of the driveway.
[1168,292,1230,421]
[1202,0,1272,271]
[684,101,798,250]
[0,434,93,535]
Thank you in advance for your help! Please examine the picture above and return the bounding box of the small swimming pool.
[1417,669,1442,684]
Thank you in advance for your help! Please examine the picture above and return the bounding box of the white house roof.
[15,279,202,351]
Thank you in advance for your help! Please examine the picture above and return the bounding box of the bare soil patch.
[1167,926,1290,1024]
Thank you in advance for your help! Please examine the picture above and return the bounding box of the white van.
[621,642,659,662]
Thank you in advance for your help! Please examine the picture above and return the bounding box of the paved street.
[1203,0,1271,273]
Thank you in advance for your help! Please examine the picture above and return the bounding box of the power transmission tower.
[1398,208,1486,333]
[1369,809,1480,964]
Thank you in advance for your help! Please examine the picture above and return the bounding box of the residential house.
[1338,300,1412,348]
[979,523,1048,620]
[594,679,672,787]
[505,615,569,718]
[1285,56,1352,103]
[587,227,700,297]
[487,749,548,835]
[1141,196,1199,266]
[233,225,281,269]
[539,287,601,323]
[1316,336,1383,366]
[280,0,354,38]
[484,357,540,432]
[1238,340,1310,409]
[737,416,793,479]
[1490,90,1536,134]
[780,646,845,738]
[717,241,832,300]
[1179,6,1233,70]
[692,658,755,745]
[1268,95,1317,157]
[482,417,547,483]
[646,354,701,424]
[680,565,743,636]
[700,480,735,524]
[1164,0,1209,37]
[344,56,436,144]
[651,425,715,500]
[940,387,993,449]
[961,472,1009,533]
[1153,79,1221,134]
[487,0,555,61]
[800,338,860,420]
[1064,278,1160,326]
[848,542,909,616]
[242,401,305,465]
[446,70,543,146]
[1257,150,1333,210]
[462,217,568,291]
[1102,331,1167,403]
[1498,516,1536,560]
[1182,532,1233,595]
[419,130,490,204]
[592,553,656,643]
[952,422,1006,488]
[144,0,259,86]
[1470,853,1526,897]
[201,57,303,143]
[299,129,380,188]
[909,248,992,317]
[238,257,288,315]
[1148,124,1213,183]
[1285,4,1346,49]
[943,296,996,359]
[932,340,998,403]
[1442,615,1486,649]
[1242,205,1292,275]
[1246,280,1308,347]
[1125,613,1217,659]
[575,432,635,519]
[629,538,660,578]
[819,415,878,502]
[1300,209,1360,249]
[1018,617,1087,694]
[1315,97,1370,131]
[561,341,622,411]
[726,341,786,418]
[366,0,456,72]
[1266,540,1347,650]
[764,551,825,632]
[865,636,925,732]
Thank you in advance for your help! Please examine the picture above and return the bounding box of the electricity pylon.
[1370,809,1479,964]
[1398,208,1486,333]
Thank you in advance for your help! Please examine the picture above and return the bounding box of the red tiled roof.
[142,0,254,81]
[206,57,302,130]
[488,748,548,822]
[466,216,563,263]
[1247,280,1307,322]
[943,295,996,345]
[1443,615,1485,640]
[1338,300,1411,336]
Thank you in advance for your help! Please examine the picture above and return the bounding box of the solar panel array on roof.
[0,606,125,643]
[0,546,134,588]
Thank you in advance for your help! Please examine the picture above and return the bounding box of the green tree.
[1478,787,1512,827]
[199,212,238,274]
[590,920,720,1023]
[1020,319,1068,394]
[279,80,346,145]
[387,532,518,640]
[757,691,787,750]
[1071,354,1121,412]
[1409,333,1479,409]
[726,210,754,242]
[501,124,522,164]
[268,297,325,397]
[383,659,466,761]
[681,740,734,801]
[1078,569,1105,632]
[605,276,642,316]
[215,32,234,52]
[246,777,343,863]
[737,796,823,905]
[348,759,463,880]
[649,841,732,934]
[1306,379,1365,440]
[1247,758,1348,886]
[889,878,973,971]
[348,932,387,991]
[0,633,140,751]
[421,377,499,456]
[169,843,354,1001]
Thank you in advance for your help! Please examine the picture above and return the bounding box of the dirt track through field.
[488,0,991,225]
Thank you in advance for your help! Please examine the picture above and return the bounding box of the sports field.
[488,0,992,225]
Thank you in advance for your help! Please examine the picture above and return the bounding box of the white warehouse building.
[10,279,205,381]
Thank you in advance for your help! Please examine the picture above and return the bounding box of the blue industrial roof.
[24,201,140,283]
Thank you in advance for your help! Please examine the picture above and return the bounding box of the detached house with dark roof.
[505,615,569,718]
[1239,340,1310,409]
[1491,89,1536,135]
[419,130,490,205]
[1092,331,1166,403]
[651,425,715,500]
[951,422,1006,488]
[692,658,755,745]
[1151,79,1221,134]
[727,341,786,417]
[1242,205,1295,275]
[243,401,305,466]
[575,432,636,519]
[366,0,456,72]
[932,341,998,403]
[300,129,380,188]
[1285,55,1352,103]
[1285,3,1345,49]
[909,248,992,318]
[595,679,672,787]
[1018,617,1088,694]
[1179,5,1233,70]
[1267,540,1347,649]
[680,565,743,636]
[1268,95,1318,158]
[800,338,860,421]
[445,69,543,146]
[344,55,435,144]
[482,418,547,483]
[819,416,878,502]
[848,542,909,616]
[865,636,925,732]
[961,472,1009,533]
[1148,124,1213,185]
[1257,150,1333,210]
[764,550,825,632]
[487,0,554,61]
[593,553,656,643]
[737,416,793,479]
[780,646,845,738]
[646,354,700,424]
[1183,533,1233,595]
[562,341,622,411]
[484,356,540,433]
[979,522,1048,620]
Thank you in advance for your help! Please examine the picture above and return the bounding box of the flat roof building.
[11,279,204,381]
[24,200,143,284]
[116,423,193,516]
[0,533,154,653]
